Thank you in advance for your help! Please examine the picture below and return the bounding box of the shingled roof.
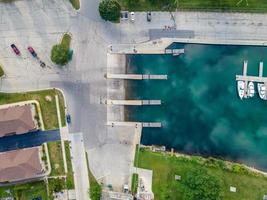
[0,147,44,183]
[0,105,36,137]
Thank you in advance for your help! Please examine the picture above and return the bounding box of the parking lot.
[2,0,267,193]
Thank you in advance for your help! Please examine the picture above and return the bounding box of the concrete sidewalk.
[69,132,90,200]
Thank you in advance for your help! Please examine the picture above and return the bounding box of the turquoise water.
[126,43,267,170]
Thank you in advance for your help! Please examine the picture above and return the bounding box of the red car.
[27,46,37,57]
[11,44,20,56]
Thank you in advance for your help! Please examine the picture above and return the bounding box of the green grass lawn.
[135,148,267,200]
[65,141,75,189]
[0,181,47,199]
[47,141,75,189]
[48,141,65,176]
[69,0,80,10]
[118,0,267,12]
[86,152,102,200]
[61,33,72,50]
[0,89,66,130]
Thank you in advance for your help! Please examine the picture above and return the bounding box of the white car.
[130,12,135,22]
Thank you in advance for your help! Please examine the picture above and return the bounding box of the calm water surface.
[126,43,267,170]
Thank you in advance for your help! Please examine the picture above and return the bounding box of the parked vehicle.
[66,114,71,124]
[130,12,135,22]
[40,61,46,68]
[120,11,128,20]
[27,46,37,57]
[10,44,20,56]
[147,12,151,22]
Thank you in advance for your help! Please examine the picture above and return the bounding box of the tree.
[50,178,64,193]
[51,44,69,66]
[99,0,121,22]
[126,0,139,8]
[89,184,102,200]
[182,168,222,200]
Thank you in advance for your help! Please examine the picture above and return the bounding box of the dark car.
[11,44,21,55]
[28,46,37,57]
[147,12,151,22]
[40,61,46,68]
[66,114,71,124]
[120,11,128,20]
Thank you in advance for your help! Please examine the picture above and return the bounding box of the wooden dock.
[106,74,167,80]
[106,100,161,106]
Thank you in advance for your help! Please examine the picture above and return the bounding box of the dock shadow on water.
[125,43,267,171]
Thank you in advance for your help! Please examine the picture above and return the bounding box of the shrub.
[50,178,64,193]
[90,184,102,200]
[51,44,69,66]
[131,173,138,195]
[182,168,222,200]
[232,164,249,174]
[0,65,4,77]
[99,0,121,22]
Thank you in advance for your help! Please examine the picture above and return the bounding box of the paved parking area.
[2,0,267,192]
[119,11,267,42]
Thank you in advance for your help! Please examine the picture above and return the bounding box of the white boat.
[257,83,267,100]
[247,82,255,98]
[237,81,245,99]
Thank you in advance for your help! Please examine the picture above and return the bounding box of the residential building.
[0,105,36,137]
[0,147,45,183]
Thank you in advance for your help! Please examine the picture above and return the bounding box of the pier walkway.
[236,75,267,83]
[236,61,266,83]
[106,100,161,106]
[165,48,185,56]
[106,74,167,80]
[107,121,162,128]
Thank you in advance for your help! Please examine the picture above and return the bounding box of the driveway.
[0,129,60,152]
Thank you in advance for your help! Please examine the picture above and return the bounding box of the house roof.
[0,147,44,183]
[0,105,36,137]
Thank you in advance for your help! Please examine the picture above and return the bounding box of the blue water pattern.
[126,43,267,170]
[0,129,60,152]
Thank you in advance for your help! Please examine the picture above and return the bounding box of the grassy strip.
[61,33,71,50]
[131,173,138,195]
[118,0,267,12]
[86,152,102,200]
[0,181,47,200]
[69,0,80,10]
[65,141,75,189]
[0,64,4,77]
[135,148,267,200]
[0,89,66,130]
[47,141,65,176]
